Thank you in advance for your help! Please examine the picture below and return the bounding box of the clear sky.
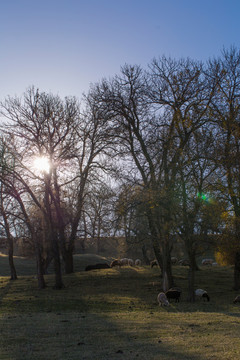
[1,0,240,101]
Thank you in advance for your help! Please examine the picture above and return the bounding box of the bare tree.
[177,128,225,301]
[0,88,79,288]
[0,164,46,289]
[89,58,213,288]
[82,182,116,253]
[0,87,113,288]
[208,46,240,290]
[0,190,17,280]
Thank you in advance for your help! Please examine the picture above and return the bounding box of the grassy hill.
[0,254,240,359]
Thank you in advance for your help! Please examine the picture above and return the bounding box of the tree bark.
[162,240,173,290]
[35,245,46,289]
[1,203,18,280]
[187,253,196,302]
[8,236,17,280]
[63,249,74,274]
[52,233,64,289]
[141,244,150,265]
[233,251,240,290]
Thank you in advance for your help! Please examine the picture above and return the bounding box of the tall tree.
[178,128,225,301]
[0,143,46,288]
[208,46,240,289]
[0,141,18,280]
[82,182,115,253]
[0,86,112,285]
[90,57,212,288]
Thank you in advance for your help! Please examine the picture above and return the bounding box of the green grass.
[0,254,240,359]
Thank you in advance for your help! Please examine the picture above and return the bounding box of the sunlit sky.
[1,0,240,102]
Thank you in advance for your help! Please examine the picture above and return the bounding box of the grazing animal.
[157,292,169,306]
[151,260,158,268]
[178,259,190,266]
[201,258,214,266]
[135,259,142,266]
[165,288,181,303]
[85,263,110,271]
[128,258,134,266]
[170,286,182,293]
[110,259,122,268]
[171,257,178,265]
[195,288,210,301]
[120,258,129,266]
[233,295,240,304]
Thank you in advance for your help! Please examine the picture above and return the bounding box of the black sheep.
[150,260,158,268]
[165,289,181,303]
[85,263,110,271]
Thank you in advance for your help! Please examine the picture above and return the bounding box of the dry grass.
[0,254,240,359]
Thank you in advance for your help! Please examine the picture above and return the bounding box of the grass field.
[0,254,240,360]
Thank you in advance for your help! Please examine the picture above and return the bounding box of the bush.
[215,234,240,266]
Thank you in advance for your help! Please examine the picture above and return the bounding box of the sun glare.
[33,156,50,173]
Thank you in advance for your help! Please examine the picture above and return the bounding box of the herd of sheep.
[157,288,210,307]
[84,256,240,306]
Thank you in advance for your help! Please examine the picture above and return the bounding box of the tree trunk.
[151,237,174,289]
[60,232,74,274]
[152,238,163,273]
[233,251,240,290]
[1,208,18,280]
[193,257,200,271]
[35,243,46,289]
[63,250,74,274]
[141,244,150,265]
[52,234,64,289]
[8,237,17,280]
[187,253,196,302]
[162,241,173,290]
[42,253,53,275]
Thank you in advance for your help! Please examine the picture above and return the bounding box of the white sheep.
[171,257,178,265]
[128,258,134,266]
[157,292,169,306]
[201,258,214,266]
[135,259,142,266]
[110,259,122,268]
[195,288,210,301]
[120,258,129,266]
[178,259,190,266]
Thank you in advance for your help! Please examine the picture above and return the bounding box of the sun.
[33,156,50,173]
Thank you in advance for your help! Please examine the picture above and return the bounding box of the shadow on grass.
[0,267,240,359]
[0,278,13,306]
[0,303,207,360]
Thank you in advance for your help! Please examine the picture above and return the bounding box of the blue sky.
[1,0,240,101]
